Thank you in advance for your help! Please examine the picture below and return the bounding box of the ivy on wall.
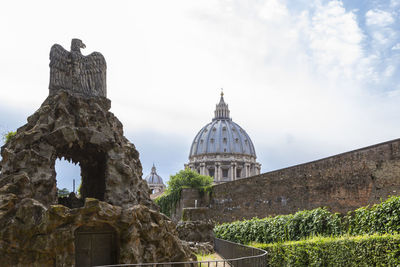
[154,168,213,217]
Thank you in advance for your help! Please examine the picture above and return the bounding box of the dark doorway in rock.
[75,224,118,267]
[55,143,107,207]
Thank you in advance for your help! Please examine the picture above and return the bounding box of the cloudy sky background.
[0,0,400,192]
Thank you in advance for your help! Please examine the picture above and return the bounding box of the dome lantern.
[213,91,230,120]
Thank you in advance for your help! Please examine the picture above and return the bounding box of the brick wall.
[178,138,400,223]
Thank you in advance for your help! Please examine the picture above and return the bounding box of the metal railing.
[214,238,267,267]
[96,238,267,267]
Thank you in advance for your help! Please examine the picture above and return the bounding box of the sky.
[0,0,400,192]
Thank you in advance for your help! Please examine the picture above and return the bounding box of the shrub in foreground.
[214,196,400,244]
[214,207,343,244]
[347,195,400,235]
[253,234,400,266]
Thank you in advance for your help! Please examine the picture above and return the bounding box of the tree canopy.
[57,188,70,198]
[155,168,213,217]
[167,168,213,194]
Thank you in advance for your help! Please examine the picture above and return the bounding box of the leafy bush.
[214,207,343,244]
[347,195,400,235]
[2,131,16,144]
[154,168,213,217]
[215,196,400,245]
[253,234,400,266]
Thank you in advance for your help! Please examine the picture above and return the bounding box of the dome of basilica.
[186,92,261,183]
[145,164,165,195]
[189,118,256,158]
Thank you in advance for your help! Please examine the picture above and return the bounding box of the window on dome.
[223,138,227,143]
[210,138,214,143]
[222,169,229,178]
[232,128,236,131]
[200,139,203,144]
[222,127,226,131]
[213,128,216,132]
[236,168,241,178]
[235,138,239,143]
[208,169,215,177]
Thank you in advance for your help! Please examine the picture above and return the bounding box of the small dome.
[189,93,257,158]
[145,164,164,185]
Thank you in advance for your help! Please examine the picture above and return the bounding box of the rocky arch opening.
[55,143,107,207]
[56,157,82,207]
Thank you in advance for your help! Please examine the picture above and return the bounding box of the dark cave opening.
[56,143,106,208]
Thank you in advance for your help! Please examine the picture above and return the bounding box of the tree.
[167,168,213,194]
[57,188,70,198]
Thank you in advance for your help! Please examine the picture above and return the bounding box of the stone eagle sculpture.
[49,39,107,97]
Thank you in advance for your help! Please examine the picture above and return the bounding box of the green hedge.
[214,196,400,244]
[253,234,400,266]
[347,195,400,235]
[214,208,343,244]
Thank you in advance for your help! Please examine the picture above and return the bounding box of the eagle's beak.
[81,43,86,49]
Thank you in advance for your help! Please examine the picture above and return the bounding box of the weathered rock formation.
[1,91,152,209]
[176,220,214,243]
[0,84,194,264]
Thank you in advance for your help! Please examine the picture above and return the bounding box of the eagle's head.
[71,38,86,53]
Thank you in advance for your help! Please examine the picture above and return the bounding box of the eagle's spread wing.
[49,44,71,91]
[49,42,107,97]
[79,52,107,97]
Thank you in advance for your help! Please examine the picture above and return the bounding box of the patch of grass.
[196,253,219,267]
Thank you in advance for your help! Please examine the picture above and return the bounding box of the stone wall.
[178,138,400,223]
[171,188,210,222]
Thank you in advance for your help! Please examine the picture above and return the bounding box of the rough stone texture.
[176,220,214,243]
[172,188,210,222]
[182,207,210,222]
[186,242,214,255]
[0,90,153,209]
[176,139,400,223]
[0,198,193,266]
[0,90,194,265]
[176,220,214,255]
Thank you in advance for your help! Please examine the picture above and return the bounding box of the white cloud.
[390,0,400,7]
[306,1,365,80]
[365,9,394,27]
[393,43,400,50]
[258,0,289,21]
[0,0,400,180]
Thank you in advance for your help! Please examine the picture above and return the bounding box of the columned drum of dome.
[186,92,261,183]
[145,164,165,194]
